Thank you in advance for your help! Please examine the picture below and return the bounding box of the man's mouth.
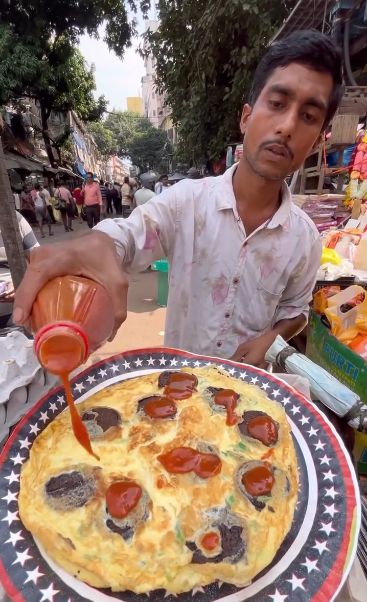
[264,144,292,160]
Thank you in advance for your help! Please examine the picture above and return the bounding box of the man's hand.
[231,332,277,368]
[13,231,128,340]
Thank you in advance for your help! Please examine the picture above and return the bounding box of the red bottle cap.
[34,321,89,375]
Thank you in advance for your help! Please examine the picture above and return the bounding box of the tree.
[87,122,118,157]
[146,0,295,163]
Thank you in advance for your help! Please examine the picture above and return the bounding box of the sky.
[78,12,155,112]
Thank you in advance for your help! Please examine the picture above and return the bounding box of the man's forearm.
[271,314,307,341]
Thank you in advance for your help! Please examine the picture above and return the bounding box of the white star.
[39,583,60,602]
[228,367,236,375]
[250,376,259,384]
[193,360,201,368]
[122,361,131,370]
[5,471,19,485]
[110,364,120,373]
[261,382,270,390]
[10,453,25,466]
[286,574,305,591]
[98,369,108,378]
[29,423,40,436]
[314,439,326,451]
[217,581,224,589]
[39,411,49,425]
[205,362,214,366]
[271,388,281,398]
[192,586,205,595]
[134,359,143,367]
[290,405,300,416]
[323,470,336,482]
[324,486,337,500]
[147,357,155,366]
[86,375,96,385]
[320,454,331,466]
[269,589,288,601]
[19,437,31,450]
[2,490,18,504]
[2,510,18,526]
[25,566,44,585]
[159,357,167,365]
[5,530,24,546]
[13,548,32,567]
[49,402,57,413]
[307,426,319,437]
[301,557,319,573]
[56,395,65,405]
[74,382,85,393]
[239,371,248,380]
[320,521,336,536]
[313,539,330,555]
[170,358,178,367]
[164,591,178,598]
[181,360,189,367]
[281,396,291,406]
[299,415,310,425]
[324,503,338,518]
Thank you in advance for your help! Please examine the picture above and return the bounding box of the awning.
[57,166,83,180]
[4,152,46,173]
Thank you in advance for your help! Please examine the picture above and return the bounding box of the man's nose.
[275,107,298,139]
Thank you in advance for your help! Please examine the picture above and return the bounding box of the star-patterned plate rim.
[0,347,361,602]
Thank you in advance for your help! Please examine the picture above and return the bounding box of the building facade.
[127,97,144,115]
[141,20,165,128]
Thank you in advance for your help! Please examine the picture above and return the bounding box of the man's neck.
[233,157,283,213]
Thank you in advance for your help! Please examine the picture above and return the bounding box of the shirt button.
[217,341,222,348]
[233,277,239,285]
[225,312,230,318]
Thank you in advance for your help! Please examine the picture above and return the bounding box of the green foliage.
[87,122,118,157]
[146,0,294,162]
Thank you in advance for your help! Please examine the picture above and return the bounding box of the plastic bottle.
[31,275,115,375]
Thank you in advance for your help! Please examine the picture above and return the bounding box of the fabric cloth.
[72,188,83,205]
[34,192,44,209]
[95,164,321,358]
[20,192,34,211]
[55,186,73,203]
[134,188,155,206]
[83,182,102,207]
[85,204,100,229]
[41,188,51,206]
[121,183,132,206]
[154,182,169,195]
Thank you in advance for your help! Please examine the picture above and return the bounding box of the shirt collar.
[215,162,292,229]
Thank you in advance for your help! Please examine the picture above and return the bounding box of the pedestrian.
[20,184,36,225]
[40,183,56,224]
[154,175,169,195]
[110,183,121,215]
[33,184,53,239]
[134,182,155,206]
[83,171,102,229]
[54,181,74,232]
[121,176,132,218]
[72,186,84,223]
[106,183,114,215]
[99,180,108,217]
[15,31,343,366]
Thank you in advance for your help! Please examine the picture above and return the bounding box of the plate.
[0,348,361,602]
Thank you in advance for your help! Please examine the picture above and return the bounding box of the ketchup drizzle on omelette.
[164,373,197,400]
[158,447,221,478]
[246,415,278,446]
[214,389,239,425]
[242,464,274,496]
[201,532,220,551]
[106,482,142,519]
[144,396,177,419]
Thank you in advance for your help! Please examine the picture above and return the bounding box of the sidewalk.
[37,220,166,358]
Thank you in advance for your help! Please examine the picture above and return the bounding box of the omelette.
[19,367,298,595]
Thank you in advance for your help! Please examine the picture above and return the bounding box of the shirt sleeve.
[16,212,39,251]
[274,236,322,323]
[94,186,178,272]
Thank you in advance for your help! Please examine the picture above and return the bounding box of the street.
[38,219,166,360]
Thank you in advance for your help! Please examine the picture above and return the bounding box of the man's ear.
[240,104,252,135]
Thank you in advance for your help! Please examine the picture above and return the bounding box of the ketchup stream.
[61,374,99,460]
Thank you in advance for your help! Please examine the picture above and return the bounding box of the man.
[34,184,53,239]
[72,185,84,223]
[134,182,155,207]
[99,180,109,217]
[14,31,343,366]
[154,174,169,195]
[40,183,56,224]
[83,172,103,229]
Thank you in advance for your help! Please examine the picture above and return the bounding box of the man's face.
[86,174,93,184]
[240,63,333,181]
[162,176,168,186]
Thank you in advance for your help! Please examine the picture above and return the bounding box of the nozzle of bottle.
[34,321,89,376]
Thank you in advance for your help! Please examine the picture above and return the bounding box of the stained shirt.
[95,164,321,358]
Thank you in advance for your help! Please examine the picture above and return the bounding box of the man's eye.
[269,100,283,109]
[303,112,316,124]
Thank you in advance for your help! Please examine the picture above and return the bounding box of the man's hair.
[86,171,93,177]
[34,183,41,190]
[124,176,130,184]
[249,30,343,130]
[160,174,168,180]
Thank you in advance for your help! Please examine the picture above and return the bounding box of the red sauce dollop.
[143,396,177,419]
[201,531,220,551]
[246,415,278,446]
[242,464,275,497]
[164,373,197,400]
[158,447,222,479]
[106,481,142,519]
[214,389,239,426]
